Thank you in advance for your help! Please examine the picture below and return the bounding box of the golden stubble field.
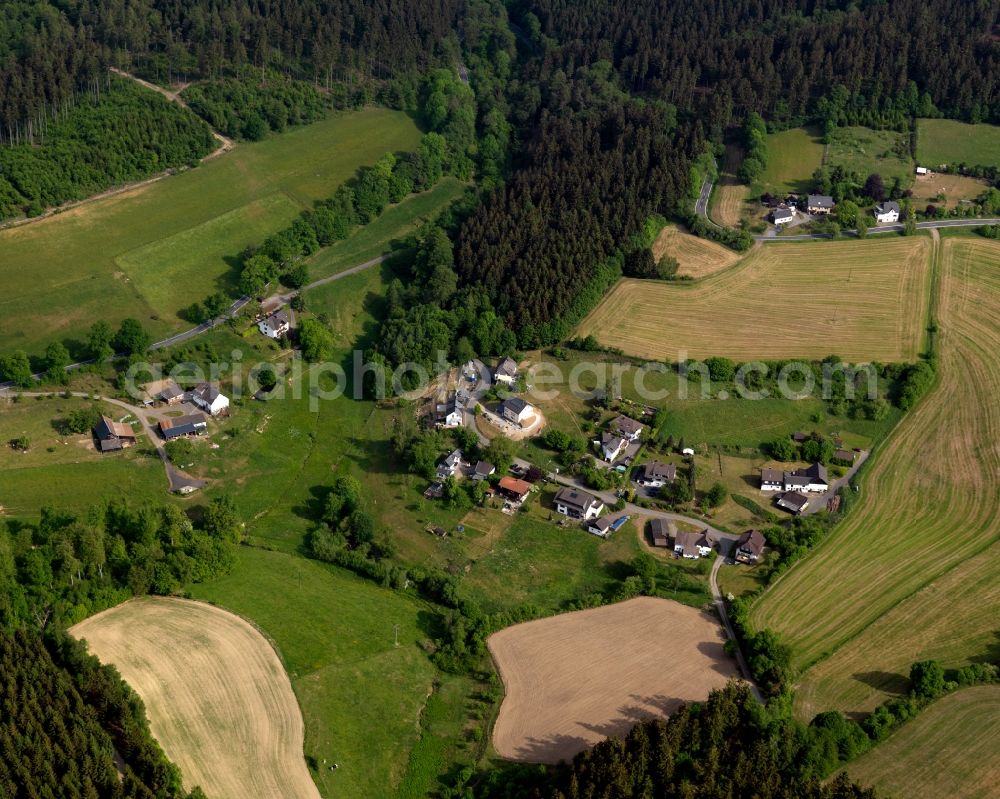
[751,237,1000,719]
[488,596,738,763]
[710,144,751,227]
[71,597,320,799]
[651,224,742,278]
[577,237,932,362]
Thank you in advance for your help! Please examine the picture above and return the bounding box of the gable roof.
[601,431,626,449]
[799,462,829,483]
[611,415,644,436]
[778,491,810,511]
[95,415,135,441]
[264,309,290,327]
[158,382,184,401]
[159,413,207,438]
[737,529,766,556]
[773,207,794,221]
[649,518,677,539]
[474,460,496,476]
[875,201,900,214]
[807,194,834,208]
[641,461,676,481]
[761,467,784,484]
[498,476,532,497]
[555,487,600,512]
[441,448,463,468]
[495,356,518,377]
[193,382,221,404]
[501,397,529,415]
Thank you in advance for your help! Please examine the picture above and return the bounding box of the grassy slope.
[575,237,933,362]
[825,126,913,185]
[750,237,1000,718]
[917,118,1000,166]
[846,685,1000,799]
[0,108,421,359]
[755,126,825,195]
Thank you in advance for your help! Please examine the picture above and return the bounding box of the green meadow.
[917,118,1000,166]
[0,107,422,360]
[755,126,825,195]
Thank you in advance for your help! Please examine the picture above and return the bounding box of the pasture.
[909,171,988,210]
[70,597,321,799]
[710,144,750,227]
[0,107,422,359]
[575,237,933,362]
[917,118,1000,166]
[488,597,738,763]
[756,126,825,195]
[825,126,913,185]
[846,685,1000,799]
[750,238,1000,719]
[650,224,742,278]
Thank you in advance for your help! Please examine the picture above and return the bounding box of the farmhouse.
[735,529,766,564]
[159,413,207,440]
[833,448,857,464]
[493,356,518,387]
[93,415,137,453]
[674,529,715,559]
[498,476,532,503]
[436,449,465,479]
[636,461,676,488]
[157,381,185,405]
[191,383,229,416]
[610,415,645,441]
[807,195,835,214]
[783,462,829,492]
[436,395,463,428]
[473,461,496,481]
[777,491,810,514]
[600,432,628,463]
[587,514,629,538]
[554,487,604,520]
[874,201,901,224]
[772,207,795,226]
[760,468,785,491]
[649,518,676,548]
[258,309,291,339]
[500,397,534,427]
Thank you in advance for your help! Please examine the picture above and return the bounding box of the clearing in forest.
[71,596,320,799]
[651,224,742,278]
[576,237,932,362]
[488,597,738,764]
[755,126,825,196]
[750,237,1000,719]
[846,685,1000,799]
[710,144,750,227]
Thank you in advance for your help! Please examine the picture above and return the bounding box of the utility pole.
[393,624,400,648]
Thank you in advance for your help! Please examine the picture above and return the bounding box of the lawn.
[825,126,913,185]
[0,107,422,360]
[755,126,825,195]
[750,238,1000,719]
[575,237,933,362]
[846,685,1000,799]
[916,118,1000,167]
[189,547,485,799]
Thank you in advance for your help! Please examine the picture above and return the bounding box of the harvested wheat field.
[71,597,320,799]
[751,238,1000,719]
[651,224,742,278]
[710,144,751,227]
[488,596,738,763]
[847,685,1000,799]
[577,237,931,362]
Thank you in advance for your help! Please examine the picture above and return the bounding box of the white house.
[586,514,629,538]
[635,461,676,488]
[191,383,229,416]
[674,529,716,559]
[873,201,900,225]
[600,432,628,463]
[436,449,465,479]
[436,396,463,428]
[258,309,291,339]
[772,206,795,226]
[493,357,518,387]
[783,463,829,493]
[554,487,604,520]
[500,397,534,427]
[760,468,784,492]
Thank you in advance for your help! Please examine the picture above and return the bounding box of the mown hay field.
[710,144,750,227]
[0,108,422,359]
[576,237,932,362]
[71,597,321,799]
[489,597,738,764]
[750,237,1000,719]
[847,685,1000,799]
[917,118,1000,166]
[651,224,742,278]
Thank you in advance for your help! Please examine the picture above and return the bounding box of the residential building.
[93,415,137,453]
[436,449,465,479]
[636,461,676,488]
[554,487,604,520]
[772,206,795,226]
[497,476,532,503]
[873,201,900,224]
[735,530,766,564]
[493,356,518,387]
[777,491,810,514]
[258,309,291,339]
[473,461,496,481]
[191,383,229,416]
[157,381,185,405]
[783,462,829,493]
[761,468,784,491]
[600,432,628,463]
[807,194,835,214]
[674,529,715,559]
[610,415,645,441]
[587,514,629,538]
[649,518,676,548]
[159,414,207,440]
[500,397,534,427]
[833,448,857,464]
[436,395,463,428]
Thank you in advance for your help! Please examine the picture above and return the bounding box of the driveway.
[800,450,869,515]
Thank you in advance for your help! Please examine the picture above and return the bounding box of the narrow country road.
[709,556,765,704]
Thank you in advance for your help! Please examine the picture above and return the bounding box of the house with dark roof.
[772,206,795,226]
[472,461,496,481]
[191,383,229,416]
[500,397,534,427]
[93,415,137,453]
[436,449,465,479]
[157,381,185,405]
[635,461,676,488]
[777,491,810,514]
[760,467,784,491]
[674,529,716,559]
[258,309,291,339]
[600,432,628,463]
[807,194,835,214]
[587,514,629,538]
[833,448,857,465]
[159,413,207,440]
[436,394,463,428]
[554,487,604,520]
[783,462,829,492]
[735,530,766,564]
[874,201,900,224]
[610,415,645,441]
[649,518,677,548]
[493,356,518,387]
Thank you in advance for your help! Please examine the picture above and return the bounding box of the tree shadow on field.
[852,670,909,697]
[970,630,1000,665]
[740,474,762,489]
[510,733,594,765]
[697,640,737,676]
